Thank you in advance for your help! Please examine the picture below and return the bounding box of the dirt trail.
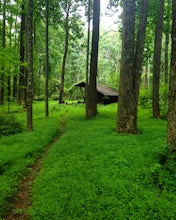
[4,118,65,220]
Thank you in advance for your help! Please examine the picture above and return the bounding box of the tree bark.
[143,64,148,89]
[18,1,26,105]
[164,33,169,84]
[85,0,91,117]
[26,0,33,131]
[59,4,71,104]
[13,17,18,99]
[152,0,165,119]
[45,0,49,116]
[7,12,13,112]
[117,0,148,133]
[86,0,100,119]
[134,0,149,108]
[164,0,171,84]
[167,0,176,152]
[13,75,18,98]
[117,0,136,133]
[0,0,6,105]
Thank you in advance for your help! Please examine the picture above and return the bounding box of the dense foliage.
[0,115,23,136]
[0,102,63,217]
[0,102,175,219]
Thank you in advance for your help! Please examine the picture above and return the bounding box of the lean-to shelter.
[74,81,118,105]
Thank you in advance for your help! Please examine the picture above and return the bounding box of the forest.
[0,0,176,219]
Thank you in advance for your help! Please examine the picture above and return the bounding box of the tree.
[85,0,91,117]
[164,0,171,84]
[26,0,33,131]
[18,1,26,105]
[117,0,149,133]
[133,0,149,124]
[117,0,136,133]
[86,0,100,118]
[12,12,19,100]
[0,0,6,105]
[58,0,83,104]
[27,0,85,104]
[167,0,176,153]
[59,2,71,104]
[7,10,13,112]
[152,0,165,119]
[164,33,169,84]
[45,0,49,116]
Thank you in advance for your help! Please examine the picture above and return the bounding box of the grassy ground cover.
[0,102,65,218]
[29,104,176,220]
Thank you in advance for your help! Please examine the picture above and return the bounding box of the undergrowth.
[0,102,175,219]
[0,115,23,136]
[0,101,65,218]
[151,151,176,192]
[29,104,176,220]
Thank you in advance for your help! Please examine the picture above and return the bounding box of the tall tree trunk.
[143,61,149,89]
[13,17,18,99]
[0,0,6,105]
[26,0,33,131]
[117,0,136,133]
[152,0,165,119]
[164,0,171,84]
[86,0,100,119]
[164,33,169,84]
[133,0,149,128]
[163,32,170,106]
[45,0,49,116]
[85,0,91,117]
[18,1,26,105]
[24,5,29,108]
[167,0,176,153]
[13,75,18,98]
[7,12,13,112]
[117,0,148,133]
[59,4,71,104]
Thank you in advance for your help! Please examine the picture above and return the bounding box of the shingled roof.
[74,81,118,96]
[97,85,118,96]
[74,81,118,104]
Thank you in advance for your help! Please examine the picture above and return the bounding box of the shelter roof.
[74,81,118,96]
[97,85,118,96]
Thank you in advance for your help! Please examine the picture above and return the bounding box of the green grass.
[0,101,66,217]
[0,102,175,219]
[28,104,176,220]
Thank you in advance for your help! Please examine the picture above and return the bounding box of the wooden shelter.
[74,81,118,105]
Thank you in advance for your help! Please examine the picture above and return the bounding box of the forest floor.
[4,135,61,220]
[1,102,176,220]
[4,117,65,220]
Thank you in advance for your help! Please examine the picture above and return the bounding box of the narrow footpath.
[4,119,65,220]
